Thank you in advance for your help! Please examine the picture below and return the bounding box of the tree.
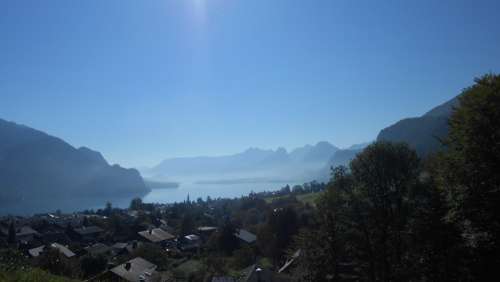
[180,213,195,236]
[217,218,239,255]
[348,141,419,281]
[80,255,107,277]
[130,197,143,210]
[440,74,500,279]
[7,221,16,244]
[104,201,112,216]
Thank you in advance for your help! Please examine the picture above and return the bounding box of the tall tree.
[440,74,500,279]
[7,221,16,244]
[348,141,419,281]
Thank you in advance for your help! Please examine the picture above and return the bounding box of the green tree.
[7,221,16,244]
[440,74,500,279]
[217,218,239,255]
[180,213,195,236]
[348,142,419,281]
[80,255,107,277]
[130,197,143,210]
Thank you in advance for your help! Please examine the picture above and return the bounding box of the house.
[108,257,157,282]
[71,225,104,241]
[111,242,129,255]
[85,243,111,257]
[234,229,257,244]
[16,226,40,242]
[180,234,201,251]
[28,245,45,257]
[0,225,40,243]
[28,243,76,258]
[40,230,71,245]
[51,242,76,258]
[138,228,175,244]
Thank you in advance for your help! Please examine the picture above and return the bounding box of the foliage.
[440,74,500,280]
[7,221,16,244]
[80,255,107,277]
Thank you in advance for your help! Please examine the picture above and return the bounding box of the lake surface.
[0,181,294,216]
[142,181,294,203]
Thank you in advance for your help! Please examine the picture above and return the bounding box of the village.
[0,183,325,282]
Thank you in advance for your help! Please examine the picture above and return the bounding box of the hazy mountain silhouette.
[0,118,148,205]
[377,96,460,156]
[146,142,339,182]
[319,96,460,181]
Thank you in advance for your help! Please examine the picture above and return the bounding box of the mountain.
[146,142,339,182]
[0,118,148,204]
[290,141,339,163]
[376,96,460,156]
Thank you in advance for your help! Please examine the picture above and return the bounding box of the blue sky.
[1,0,500,167]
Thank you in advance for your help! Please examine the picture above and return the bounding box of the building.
[28,243,76,258]
[108,257,157,282]
[138,228,175,244]
[234,229,257,244]
[180,234,201,251]
[71,225,104,241]
[85,243,111,257]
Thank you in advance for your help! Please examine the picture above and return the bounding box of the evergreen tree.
[7,221,16,244]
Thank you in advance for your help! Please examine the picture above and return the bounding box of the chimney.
[124,262,131,271]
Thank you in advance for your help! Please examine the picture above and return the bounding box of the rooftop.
[110,257,157,282]
[138,228,175,243]
[235,229,257,244]
[73,225,104,235]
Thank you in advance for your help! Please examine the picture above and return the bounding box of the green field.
[264,192,323,206]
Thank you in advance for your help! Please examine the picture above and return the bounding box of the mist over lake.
[0,180,296,216]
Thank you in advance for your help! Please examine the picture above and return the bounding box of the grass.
[264,191,323,206]
[173,259,204,278]
[0,268,80,282]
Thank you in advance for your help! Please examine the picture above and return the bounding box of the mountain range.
[0,93,460,213]
[318,96,460,180]
[0,118,148,206]
[377,96,459,156]
[144,141,340,183]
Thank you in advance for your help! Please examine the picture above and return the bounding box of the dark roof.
[235,229,257,244]
[197,226,217,232]
[138,228,175,243]
[16,226,39,237]
[85,243,111,256]
[112,242,128,249]
[73,225,104,235]
[110,257,157,282]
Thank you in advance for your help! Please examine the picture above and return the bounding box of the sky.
[1,0,500,168]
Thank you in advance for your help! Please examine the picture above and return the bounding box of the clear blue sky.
[1,0,500,167]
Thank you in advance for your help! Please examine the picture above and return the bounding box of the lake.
[0,181,294,216]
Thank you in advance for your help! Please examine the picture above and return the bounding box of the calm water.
[142,181,294,203]
[0,181,293,216]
